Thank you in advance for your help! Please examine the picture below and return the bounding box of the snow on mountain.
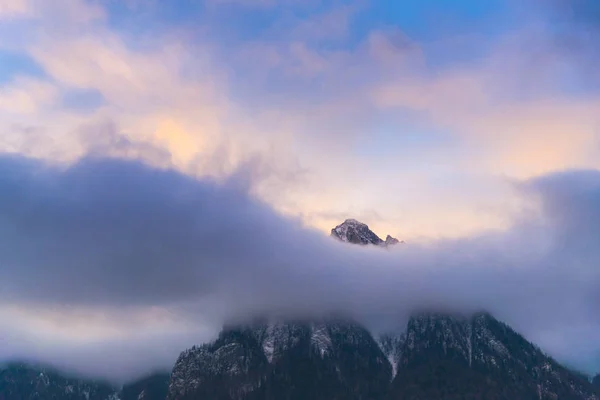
[168,311,600,400]
[310,323,333,357]
[163,220,599,400]
[377,333,405,379]
[250,321,333,363]
[331,219,401,246]
[389,312,600,400]
[167,319,392,400]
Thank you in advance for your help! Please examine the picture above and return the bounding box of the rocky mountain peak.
[331,219,401,246]
[385,235,401,245]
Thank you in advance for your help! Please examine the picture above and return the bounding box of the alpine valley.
[1,220,599,400]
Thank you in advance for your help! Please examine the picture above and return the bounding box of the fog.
[0,155,599,382]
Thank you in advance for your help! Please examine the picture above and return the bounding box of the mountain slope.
[167,313,599,400]
[387,312,599,400]
[167,320,391,400]
[0,364,172,400]
[0,363,119,400]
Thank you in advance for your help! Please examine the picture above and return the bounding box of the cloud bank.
[0,155,599,382]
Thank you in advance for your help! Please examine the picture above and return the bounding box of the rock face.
[166,313,599,400]
[0,363,119,400]
[385,235,401,246]
[385,312,599,400]
[6,314,597,400]
[331,219,401,246]
[167,320,391,400]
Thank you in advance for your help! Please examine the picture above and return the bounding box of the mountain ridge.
[166,311,600,399]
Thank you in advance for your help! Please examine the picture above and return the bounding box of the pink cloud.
[2,0,600,239]
[0,0,30,18]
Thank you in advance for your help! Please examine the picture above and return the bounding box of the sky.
[0,0,599,383]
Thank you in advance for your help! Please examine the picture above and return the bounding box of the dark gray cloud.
[0,155,599,381]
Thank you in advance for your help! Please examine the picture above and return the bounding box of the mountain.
[164,220,599,400]
[331,219,401,246]
[166,313,599,400]
[0,363,119,400]
[594,374,600,389]
[167,320,391,400]
[385,312,599,399]
[384,235,401,246]
[0,363,172,400]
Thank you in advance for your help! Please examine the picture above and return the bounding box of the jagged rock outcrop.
[331,219,401,247]
[0,363,119,400]
[384,235,401,246]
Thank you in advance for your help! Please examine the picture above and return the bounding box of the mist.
[0,155,599,382]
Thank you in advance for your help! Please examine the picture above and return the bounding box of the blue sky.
[0,51,45,83]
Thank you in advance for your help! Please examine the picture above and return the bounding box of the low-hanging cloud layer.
[0,155,599,382]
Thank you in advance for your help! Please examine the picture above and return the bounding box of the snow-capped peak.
[331,219,383,245]
[331,219,402,247]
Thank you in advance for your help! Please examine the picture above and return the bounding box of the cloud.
[0,0,598,382]
[3,0,600,240]
[0,76,57,114]
[0,155,599,381]
[218,12,600,234]
[0,0,30,18]
[0,304,212,383]
[204,0,319,8]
